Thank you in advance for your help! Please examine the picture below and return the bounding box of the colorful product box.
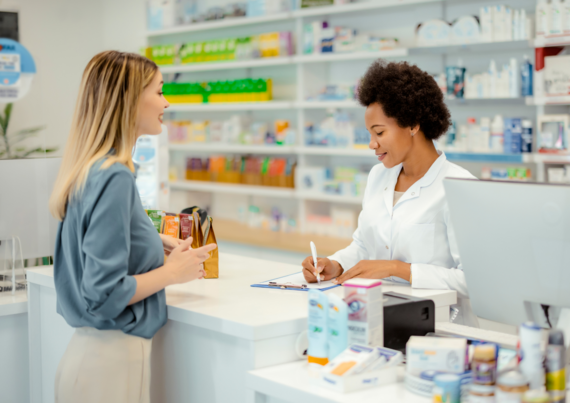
[406,336,468,376]
[343,279,383,347]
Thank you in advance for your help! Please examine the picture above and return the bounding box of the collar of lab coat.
[383,150,447,213]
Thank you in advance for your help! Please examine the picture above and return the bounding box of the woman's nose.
[369,139,378,150]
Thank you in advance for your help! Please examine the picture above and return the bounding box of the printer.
[383,292,435,352]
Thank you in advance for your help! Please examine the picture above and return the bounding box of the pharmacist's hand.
[333,260,411,284]
[159,234,183,256]
[302,257,343,283]
[165,237,217,284]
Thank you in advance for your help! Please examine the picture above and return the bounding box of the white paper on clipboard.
[252,271,340,291]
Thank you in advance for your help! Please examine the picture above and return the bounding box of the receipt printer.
[383,292,435,352]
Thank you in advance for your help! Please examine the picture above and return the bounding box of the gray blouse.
[54,157,166,339]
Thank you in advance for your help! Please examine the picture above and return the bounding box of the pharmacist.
[302,60,479,327]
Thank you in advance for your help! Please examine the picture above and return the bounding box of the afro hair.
[357,60,451,140]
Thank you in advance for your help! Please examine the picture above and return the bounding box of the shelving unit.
[149,0,557,251]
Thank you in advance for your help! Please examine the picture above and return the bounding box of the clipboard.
[251,271,341,292]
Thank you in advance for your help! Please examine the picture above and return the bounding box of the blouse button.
[385,245,389,249]
[411,192,415,196]
[384,187,387,190]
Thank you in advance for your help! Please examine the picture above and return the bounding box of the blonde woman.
[49,51,217,403]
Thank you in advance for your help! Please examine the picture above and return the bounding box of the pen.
[310,241,320,284]
[268,282,308,290]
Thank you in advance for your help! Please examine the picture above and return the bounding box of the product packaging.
[322,344,378,377]
[308,289,329,366]
[546,329,566,403]
[161,213,180,237]
[519,322,546,390]
[503,118,522,154]
[521,120,533,153]
[328,294,348,361]
[433,374,461,403]
[471,344,497,385]
[406,336,467,376]
[179,213,193,240]
[496,371,529,402]
[146,210,164,233]
[344,279,383,347]
[446,66,466,99]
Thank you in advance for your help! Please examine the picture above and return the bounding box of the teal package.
[308,289,329,365]
[327,294,348,361]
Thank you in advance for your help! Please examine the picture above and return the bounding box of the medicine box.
[544,55,570,96]
[319,365,398,393]
[344,279,383,347]
[406,336,467,376]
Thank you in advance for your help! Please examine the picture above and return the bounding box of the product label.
[473,362,497,385]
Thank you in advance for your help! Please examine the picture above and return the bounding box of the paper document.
[252,271,340,291]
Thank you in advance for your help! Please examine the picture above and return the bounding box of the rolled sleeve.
[81,170,138,320]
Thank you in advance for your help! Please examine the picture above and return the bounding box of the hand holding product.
[301,256,343,283]
[165,237,217,284]
[160,234,183,256]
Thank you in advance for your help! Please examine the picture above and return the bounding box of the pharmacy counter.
[0,291,29,403]
[26,253,456,403]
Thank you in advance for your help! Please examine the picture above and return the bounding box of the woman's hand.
[164,236,217,285]
[160,234,183,256]
[302,257,343,283]
[333,260,411,284]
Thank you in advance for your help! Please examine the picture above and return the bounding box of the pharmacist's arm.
[410,208,469,299]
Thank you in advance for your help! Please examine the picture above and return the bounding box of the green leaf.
[15,147,44,158]
[2,103,12,134]
[14,126,45,136]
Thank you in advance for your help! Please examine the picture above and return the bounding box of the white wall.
[0,0,147,157]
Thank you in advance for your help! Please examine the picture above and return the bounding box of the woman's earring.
[411,131,415,137]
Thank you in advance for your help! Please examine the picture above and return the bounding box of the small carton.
[406,336,467,376]
[343,279,383,347]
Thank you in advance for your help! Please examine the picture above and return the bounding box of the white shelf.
[410,40,532,55]
[298,147,373,157]
[169,144,296,154]
[146,1,443,38]
[528,96,570,106]
[446,97,529,106]
[532,153,570,164]
[169,180,296,198]
[167,101,294,112]
[146,13,292,37]
[295,48,408,63]
[534,35,570,47]
[159,57,294,74]
[297,192,363,204]
[298,100,361,109]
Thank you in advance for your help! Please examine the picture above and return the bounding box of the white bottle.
[505,7,514,41]
[509,58,519,98]
[513,9,521,40]
[490,115,504,153]
[480,117,491,152]
[480,6,494,42]
[564,0,570,35]
[551,0,563,35]
[489,60,498,98]
[457,125,468,152]
[536,0,550,37]
[467,118,481,152]
[521,9,529,39]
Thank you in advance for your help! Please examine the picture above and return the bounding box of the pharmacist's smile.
[159,114,163,124]
[376,152,387,161]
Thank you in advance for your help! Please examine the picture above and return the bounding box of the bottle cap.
[497,371,528,387]
[473,344,496,360]
[548,329,565,346]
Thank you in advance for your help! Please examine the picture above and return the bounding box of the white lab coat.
[329,151,479,327]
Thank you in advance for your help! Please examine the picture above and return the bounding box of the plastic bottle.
[327,294,348,361]
[467,117,481,152]
[521,55,533,97]
[546,330,566,403]
[564,0,570,35]
[489,60,498,98]
[521,9,529,39]
[457,124,468,152]
[480,117,491,152]
[536,0,551,37]
[551,0,563,36]
[521,120,533,153]
[496,371,530,402]
[307,289,329,366]
[509,58,520,98]
[519,322,546,390]
[504,118,522,154]
[490,115,504,153]
[472,344,497,385]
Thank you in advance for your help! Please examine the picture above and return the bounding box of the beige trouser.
[55,327,152,403]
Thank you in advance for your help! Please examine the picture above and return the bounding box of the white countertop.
[0,291,27,317]
[27,253,456,341]
[247,361,428,403]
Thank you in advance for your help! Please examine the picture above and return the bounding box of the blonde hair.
[49,51,158,221]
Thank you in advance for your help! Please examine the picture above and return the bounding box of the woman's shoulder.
[82,160,136,204]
